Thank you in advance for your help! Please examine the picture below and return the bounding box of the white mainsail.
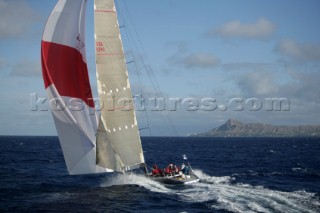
[94,0,145,172]
[41,0,145,175]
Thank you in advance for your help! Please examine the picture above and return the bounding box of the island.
[193,119,320,137]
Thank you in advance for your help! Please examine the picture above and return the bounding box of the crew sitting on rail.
[165,164,173,175]
[165,164,180,176]
[151,165,162,176]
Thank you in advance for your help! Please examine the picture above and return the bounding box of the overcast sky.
[0,0,320,136]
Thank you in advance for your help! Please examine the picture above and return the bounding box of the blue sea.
[0,136,319,212]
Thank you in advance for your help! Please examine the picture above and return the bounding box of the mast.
[94,0,145,172]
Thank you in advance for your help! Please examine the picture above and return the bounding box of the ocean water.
[0,136,319,213]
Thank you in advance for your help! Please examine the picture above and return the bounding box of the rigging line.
[121,1,178,136]
[116,0,152,136]
[120,2,163,97]
[116,2,172,136]
[116,1,172,136]
[118,7,172,137]
[116,1,156,93]
[121,2,178,137]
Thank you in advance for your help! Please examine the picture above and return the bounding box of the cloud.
[0,0,40,39]
[171,53,220,69]
[238,72,279,96]
[0,57,5,68]
[11,59,41,77]
[207,18,275,40]
[235,63,320,105]
[281,68,320,102]
[275,39,320,62]
[222,62,274,72]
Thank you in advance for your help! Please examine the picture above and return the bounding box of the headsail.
[41,0,109,175]
[41,0,145,174]
[94,0,145,172]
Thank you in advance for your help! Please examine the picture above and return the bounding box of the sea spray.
[100,173,172,194]
[180,170,320,213]
[100,170,320,213]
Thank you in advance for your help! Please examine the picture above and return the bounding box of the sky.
[0,0,320,136]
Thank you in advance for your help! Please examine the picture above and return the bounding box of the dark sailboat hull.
[148,173,200,185]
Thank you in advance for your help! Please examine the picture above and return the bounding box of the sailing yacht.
[41,0,199,184]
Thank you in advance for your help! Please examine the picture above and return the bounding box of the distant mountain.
[194,119,320,137]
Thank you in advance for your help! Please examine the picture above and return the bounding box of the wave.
[100,170,320,213]
[188,170,319,213]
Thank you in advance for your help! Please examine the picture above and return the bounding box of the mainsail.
[94,0,145,172]
[41,0,145,175]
